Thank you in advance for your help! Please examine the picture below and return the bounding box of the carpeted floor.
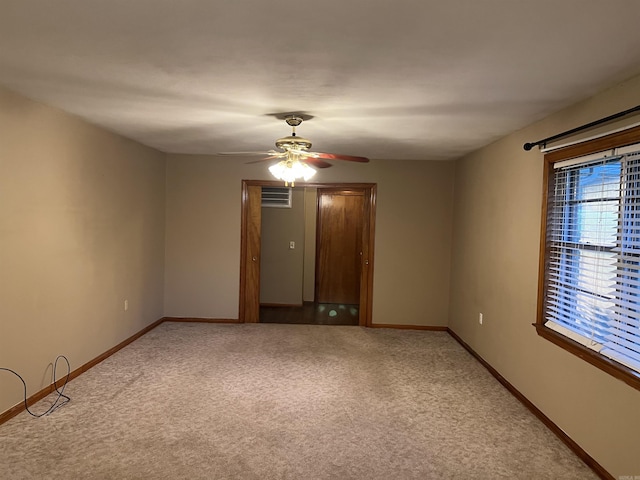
[0,322,598,479]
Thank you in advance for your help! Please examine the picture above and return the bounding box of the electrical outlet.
[124,299,129,311]
[479,313,483,325]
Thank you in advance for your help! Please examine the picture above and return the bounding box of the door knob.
[252,256,257,262]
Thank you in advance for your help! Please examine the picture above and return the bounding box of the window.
[537,128,640,390]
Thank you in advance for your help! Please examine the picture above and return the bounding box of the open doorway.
[239,180,376,326]
[259,186,364,325]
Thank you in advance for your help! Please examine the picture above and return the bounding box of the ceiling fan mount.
[284,115,303,128]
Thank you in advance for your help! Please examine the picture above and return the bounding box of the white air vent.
[261,187,292,208]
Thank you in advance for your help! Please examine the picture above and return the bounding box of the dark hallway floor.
[259,302,359,325]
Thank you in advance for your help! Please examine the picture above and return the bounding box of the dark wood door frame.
[239,180,377,326]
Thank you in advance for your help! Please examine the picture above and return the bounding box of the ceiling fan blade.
[244,157,277,165]
[303,157,332,169]
[216,150,280,156]
[287,148,368,164]
[311,152,370,163]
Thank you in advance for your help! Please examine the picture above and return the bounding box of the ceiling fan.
[218,115,369,186]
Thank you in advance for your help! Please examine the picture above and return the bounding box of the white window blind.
[544,147,640,374]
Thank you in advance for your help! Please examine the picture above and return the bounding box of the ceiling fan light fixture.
[268,157,316,187]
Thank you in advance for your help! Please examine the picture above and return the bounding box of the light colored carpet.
[0,322,598,479]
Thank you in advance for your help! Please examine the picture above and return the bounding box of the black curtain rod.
[523,104,640,151]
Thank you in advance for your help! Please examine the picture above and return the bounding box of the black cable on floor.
[0,355,71,417]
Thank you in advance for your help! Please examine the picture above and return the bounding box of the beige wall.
[164,155,455,325]
[449,75,640,477]
[260,189,305,305]
[0,87,166,415]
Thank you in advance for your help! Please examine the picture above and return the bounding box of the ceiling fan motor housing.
[275,135,312,150]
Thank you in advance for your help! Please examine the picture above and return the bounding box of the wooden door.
[239,183,261,323]
[316,189,365,304]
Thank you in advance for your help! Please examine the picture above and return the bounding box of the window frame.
[536,125,640,391]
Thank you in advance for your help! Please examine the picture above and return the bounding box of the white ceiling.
[2,0,640,161]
